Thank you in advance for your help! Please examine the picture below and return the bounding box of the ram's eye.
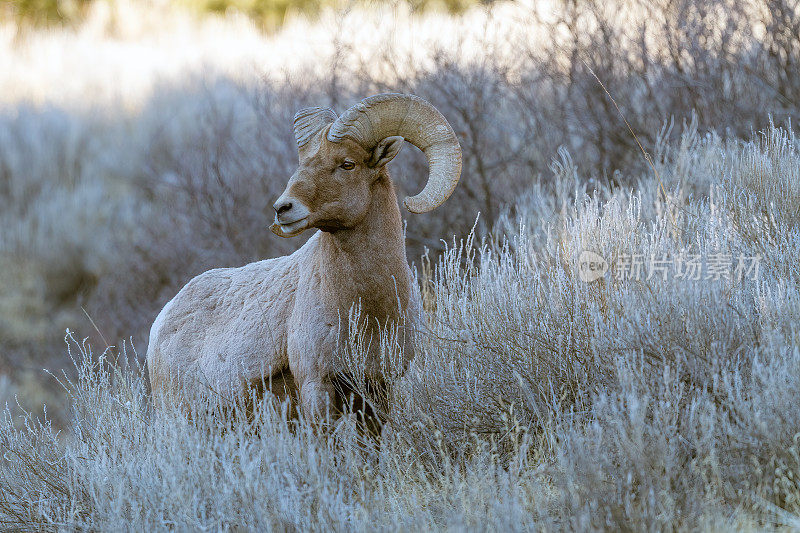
[339,160,356,170]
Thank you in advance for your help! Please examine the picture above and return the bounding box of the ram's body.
[147,93,460,420]
[148,178,418,411]
[147,248,297,405]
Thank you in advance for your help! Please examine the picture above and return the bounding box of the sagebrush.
[0,0,799,529]
[1,121,799,530]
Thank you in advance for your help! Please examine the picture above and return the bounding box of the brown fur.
[148,126,419,426]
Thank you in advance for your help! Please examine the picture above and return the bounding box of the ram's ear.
[369,136,404,168]
[293,107,337,149]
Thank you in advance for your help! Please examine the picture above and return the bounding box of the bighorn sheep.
[146,93,462,420]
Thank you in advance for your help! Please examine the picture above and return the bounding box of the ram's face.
[271,95,460,237]
[271,127,402,238]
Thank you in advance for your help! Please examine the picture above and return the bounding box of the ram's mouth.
[270,216,309,238]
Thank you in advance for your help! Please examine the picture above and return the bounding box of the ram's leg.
[246,368,298,420]
[299,379,337,426]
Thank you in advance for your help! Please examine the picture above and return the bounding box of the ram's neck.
[317,170,411,318]
[328,170,404,253]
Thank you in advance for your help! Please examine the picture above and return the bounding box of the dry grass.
[2,0,799,372]
[1,119,798,530]
[0,0,799,529]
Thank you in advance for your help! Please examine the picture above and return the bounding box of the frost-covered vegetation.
[2,124,799,529]
[1,0,799,529]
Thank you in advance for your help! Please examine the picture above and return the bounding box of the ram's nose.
[273,200,293,218]
[272,196,310,227]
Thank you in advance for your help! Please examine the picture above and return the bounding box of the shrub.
[0,4,799,526]
[1,121,798,529]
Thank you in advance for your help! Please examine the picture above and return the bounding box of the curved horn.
[327,93,462,213]
[294,107,337,149]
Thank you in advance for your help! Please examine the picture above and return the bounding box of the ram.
[147,93,462,421]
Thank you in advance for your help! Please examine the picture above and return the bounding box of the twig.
[80,306,115,360]
[583,60,677,227]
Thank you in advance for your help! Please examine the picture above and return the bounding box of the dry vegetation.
[0,0,799,529]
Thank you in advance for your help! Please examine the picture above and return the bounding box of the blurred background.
[0,0,798,422]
